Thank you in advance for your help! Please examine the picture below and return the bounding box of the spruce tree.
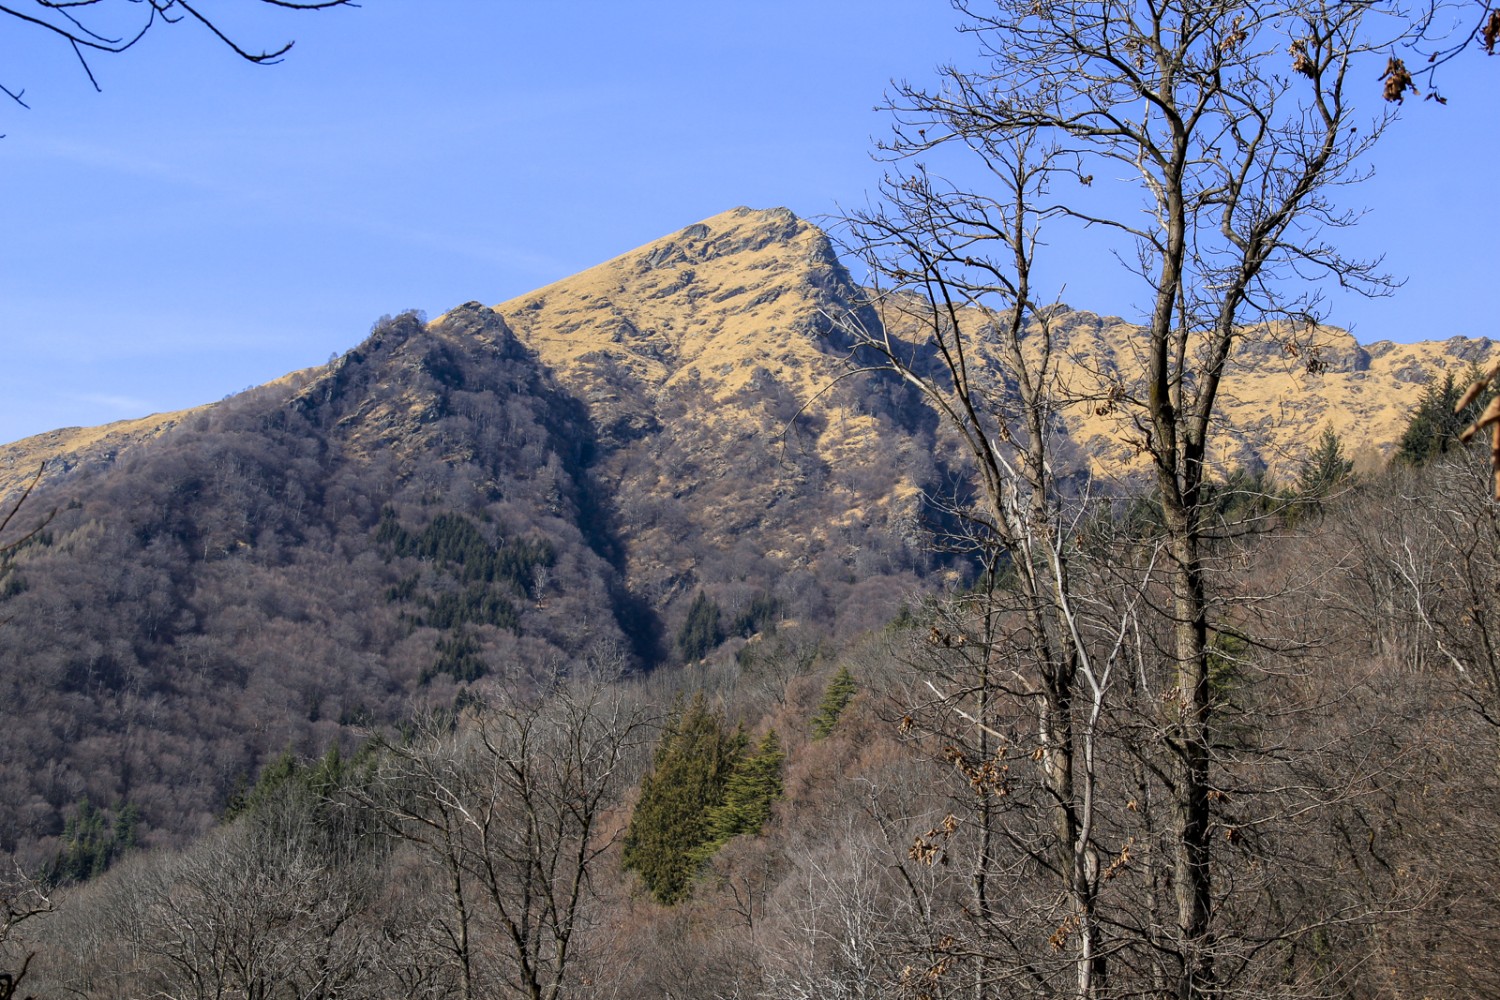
[1395,372,1468,466]
[677,591,725,661]
[1297,426,1355,500]
[622,695,746,904]
[45,799,139,884]
[811,665,858,739]
[695,729,784,861]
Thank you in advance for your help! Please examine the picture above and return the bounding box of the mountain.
[0,210,943,863]
[1035,308,1497,480]
[0,205,1493,864]
[0,307,641,858]
[489,206,940,626]
[0,410,198,503]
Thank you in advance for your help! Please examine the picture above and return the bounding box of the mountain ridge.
[487,206,934,612]
[5,207,1493,502]
[0,206,1493,859]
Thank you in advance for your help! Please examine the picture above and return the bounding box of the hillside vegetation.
[8,448,1500,999]
[1,208,1494,858]
[2,209,1499,999]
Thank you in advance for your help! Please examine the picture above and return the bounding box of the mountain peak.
[491,208,931,617]
[495,207,849,408]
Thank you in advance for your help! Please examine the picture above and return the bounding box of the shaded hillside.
[0,307,638,860]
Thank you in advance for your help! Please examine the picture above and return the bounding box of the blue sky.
[1,1,1496,445]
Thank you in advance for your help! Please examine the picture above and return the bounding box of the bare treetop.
[834,2,1413,996]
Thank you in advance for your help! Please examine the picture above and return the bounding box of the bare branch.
[0,0,358,114]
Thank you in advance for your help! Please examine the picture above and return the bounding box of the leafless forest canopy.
[4,448,1500,999]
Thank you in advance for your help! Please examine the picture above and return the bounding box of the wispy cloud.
[19,135,221,190]
[69,392,155,415]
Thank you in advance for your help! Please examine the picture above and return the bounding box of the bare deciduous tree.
[364,682,649,1000]
[0,864,51,1000]
[144,780,381,1000]
[830,1,1400,996]
[1387,0,1500,102]
[1,0,356,110]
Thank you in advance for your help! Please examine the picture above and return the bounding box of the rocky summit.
[489,206,937,617]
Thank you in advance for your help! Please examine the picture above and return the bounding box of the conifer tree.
[1395,372,1469,466]
[677,591,725,662]
[223,748,301,822]
[811,665,857,739]
[696,729,784,861]
[1298,426,1356,500]
[45,799,138,885]
[622,695,746,904]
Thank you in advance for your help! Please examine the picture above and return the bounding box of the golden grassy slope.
[493,207,928,603]
[493,207,920,468]
[5,207,1491,510]
[493,207,862,421]
[0,409,199,505]
[998,308,1497,483]
[495,205,1497,493]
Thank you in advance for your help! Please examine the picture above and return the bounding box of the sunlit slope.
[0,370,313,503]
[0,410,199,503]
[494,204,1495,496]
[6,207,1491,511]
[492,206,936,613]
[983,307,1497,482]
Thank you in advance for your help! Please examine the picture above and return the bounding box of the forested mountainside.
[1,206,1497,907]
[0,212,950,863]
[0,305,644,858]
[14,451,1500,1000]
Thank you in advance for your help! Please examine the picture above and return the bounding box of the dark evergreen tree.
[222,748,300,822]
[731,591,782,638]
[1202,465,1283,525]
[424,628,487,684]
[44,799,138,885]
[1297,426,1356,500]
[811,664,858,739]
[695,729,784,861]
[621,695,746,904]
[676,590,725,662]
[1395,372,1470,466]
